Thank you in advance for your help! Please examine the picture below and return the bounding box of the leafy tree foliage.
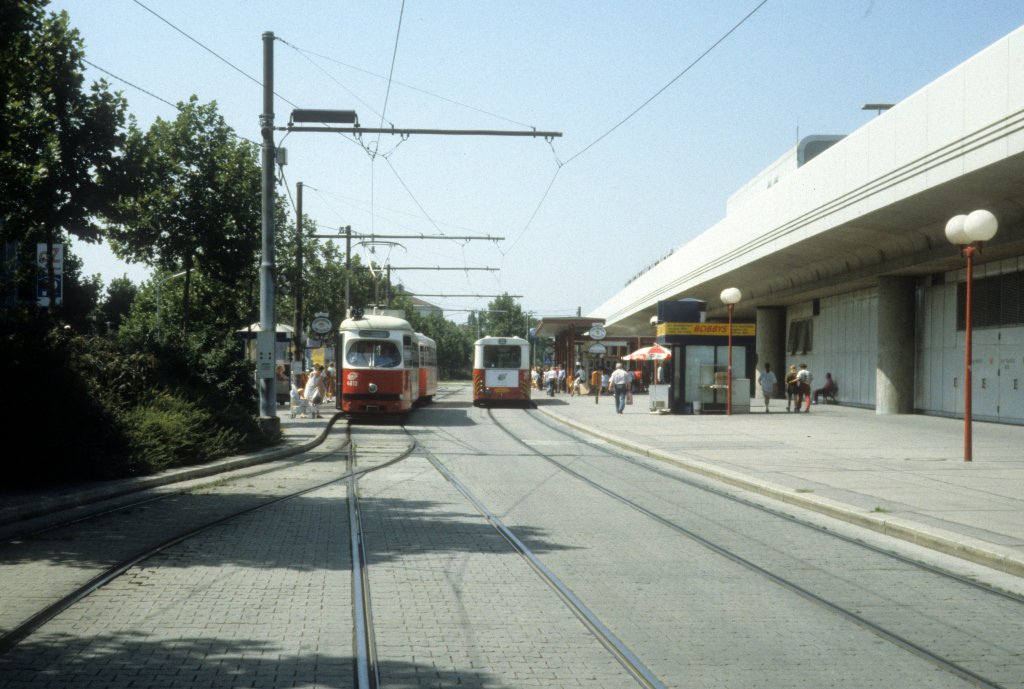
[106,97,260,335]
[0,1,127,312]
[93,274,137,333]
[480,293,528,338]
[408,309,473,378]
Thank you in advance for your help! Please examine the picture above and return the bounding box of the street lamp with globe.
[720,287,742,416]
[944,209,998,462]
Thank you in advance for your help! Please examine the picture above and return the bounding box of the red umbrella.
[622,344,671,361]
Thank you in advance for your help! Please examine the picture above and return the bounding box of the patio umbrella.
[623,344,672,412]
[622,344,671,361]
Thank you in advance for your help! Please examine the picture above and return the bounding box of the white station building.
[592,25,1024,424]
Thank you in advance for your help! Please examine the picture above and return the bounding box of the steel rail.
[491,409,1011,689]
[2,417,346,546]
[523,409,1024,604]
[0,423,352,656]
[415,438,667,689]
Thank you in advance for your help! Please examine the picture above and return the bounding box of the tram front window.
[347,341,401,368]
[483,345,522,369]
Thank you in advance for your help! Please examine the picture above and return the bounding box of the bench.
[822,383,839,404]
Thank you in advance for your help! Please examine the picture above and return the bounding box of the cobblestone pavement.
[406,394,1023,689]
[357,449,637,687]
[0,479,353,689]
[2,385,1022,688]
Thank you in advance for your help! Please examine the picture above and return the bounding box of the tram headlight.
[368,383,378,393]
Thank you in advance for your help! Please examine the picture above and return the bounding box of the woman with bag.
[303,364,326,418]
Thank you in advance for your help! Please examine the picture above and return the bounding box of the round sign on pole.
[588,324,607,340]
[311,314,332,335]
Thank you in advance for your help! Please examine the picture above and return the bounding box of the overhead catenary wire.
[81,58,261,146]
[99,3,502,307]
[559,0,770,168]
[130,0,302,112]
[506,0,771,254]
[377,0,406,132]
[277,41,535,130]
[276,37,389,125]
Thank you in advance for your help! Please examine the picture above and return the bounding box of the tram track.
[0,413,352,546]
[0,415,418,687]
[343,421,666,688]
[416,437,666,689]
[5,386,1018,687]
[0,419,357,655]
[475,407,1024,689]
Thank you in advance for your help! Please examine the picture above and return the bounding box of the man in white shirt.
[607,363,631,414]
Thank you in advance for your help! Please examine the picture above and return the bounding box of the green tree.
[480,293,528,338]
[408,309,473,379]
[275,208,380,359]
[0,2,127,313]
[106,97,260,336]
[94,274,137,333]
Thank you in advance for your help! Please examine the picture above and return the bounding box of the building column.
[876,276,916,414]
[755,306,787,387]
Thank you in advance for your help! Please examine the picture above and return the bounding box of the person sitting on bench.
[813,372,837,404]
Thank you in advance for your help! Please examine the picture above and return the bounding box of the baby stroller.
[289,385,311,419]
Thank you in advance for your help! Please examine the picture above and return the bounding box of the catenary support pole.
[258,31,279,432]
[293,181,304,376]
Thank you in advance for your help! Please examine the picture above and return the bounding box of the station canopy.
[532,317,603,339]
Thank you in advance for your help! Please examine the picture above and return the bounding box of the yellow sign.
[657,322,756,337]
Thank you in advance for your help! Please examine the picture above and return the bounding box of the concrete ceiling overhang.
[603,152,1024,335]
[533,317,603,339]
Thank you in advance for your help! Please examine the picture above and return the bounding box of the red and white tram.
[414,332,438,404]
[472,336,532,407]
[339,311,437,416]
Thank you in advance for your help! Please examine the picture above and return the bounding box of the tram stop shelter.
[533,316,653,373]
[532,317,604,370]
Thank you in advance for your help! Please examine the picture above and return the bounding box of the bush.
[118,391,242,473]
[1,315,274,490]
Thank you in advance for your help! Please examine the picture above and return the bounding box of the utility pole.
[257,31,279,433]
[293,181,304,376]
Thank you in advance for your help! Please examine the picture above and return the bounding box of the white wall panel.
[787,289,877,408]
[918,261,1024,423]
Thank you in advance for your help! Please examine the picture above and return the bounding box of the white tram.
[472,336,532,406]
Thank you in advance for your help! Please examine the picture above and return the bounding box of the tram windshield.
[347,340,401,368]
[482,345,522,369]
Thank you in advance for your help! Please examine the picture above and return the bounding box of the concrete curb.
[0,413,344,528]
[536,406,1024,578]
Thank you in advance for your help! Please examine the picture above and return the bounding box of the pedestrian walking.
[785,364,799,412]
[608,363,631,414]
[590,367,602,404]
[303,364,326,418]
[796,363,813,413]
[544,366,557,397]
[758,363,778,413]
[572,362,586,397]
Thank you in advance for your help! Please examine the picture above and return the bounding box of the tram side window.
[347,341,401,368]
[483,345,522,369]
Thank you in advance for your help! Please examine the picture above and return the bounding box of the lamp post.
[945,209,998,462]
[720,287,742,415]
[156,270,187,343]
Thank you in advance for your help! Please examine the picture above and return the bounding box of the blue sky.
[53,0,1024,322]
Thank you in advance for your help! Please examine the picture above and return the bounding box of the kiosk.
[655,299,755,414]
